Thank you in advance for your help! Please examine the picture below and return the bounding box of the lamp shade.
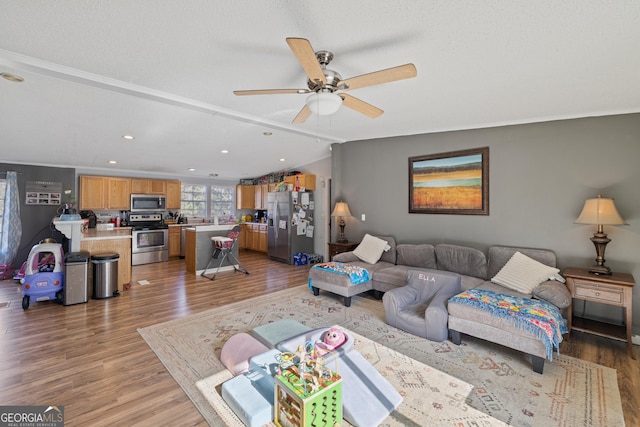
[306,92,342,116]
[331,202,352,217]
[575,195,627,225]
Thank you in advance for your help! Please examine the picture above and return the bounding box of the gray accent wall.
[331,113,640,336]
[0,163,75,265]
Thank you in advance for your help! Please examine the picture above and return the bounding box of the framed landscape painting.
[409,147,489,215]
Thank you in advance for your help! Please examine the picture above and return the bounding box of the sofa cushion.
[532,280,572,309]
[487,246,556,279]
[377,235,397,264]
[460,275,486,291]
[491,251,561,294]
[435,244,487,279]
[353,234,391,264]
[396,244,437,269]
[370,265,413,290]
[475,280,532,299]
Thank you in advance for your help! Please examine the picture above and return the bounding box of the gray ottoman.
[308,263,372,307]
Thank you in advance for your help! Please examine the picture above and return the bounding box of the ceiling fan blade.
[339,94,383,118]
[340,63,417,91]
[286,38,327,85]
[292,105,312,124]
[233,89,309,96]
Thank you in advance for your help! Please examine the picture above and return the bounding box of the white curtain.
[0,171,22,267]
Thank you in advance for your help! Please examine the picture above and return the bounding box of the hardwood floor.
[1,251,638,426]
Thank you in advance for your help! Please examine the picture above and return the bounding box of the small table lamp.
[575,194,627,275]
[331,201,352,243]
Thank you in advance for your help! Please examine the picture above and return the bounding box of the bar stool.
[201,225,249,280]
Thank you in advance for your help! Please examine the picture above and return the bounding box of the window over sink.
[180,183,235,219]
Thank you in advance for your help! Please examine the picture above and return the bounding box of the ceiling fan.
[233,38,417,124]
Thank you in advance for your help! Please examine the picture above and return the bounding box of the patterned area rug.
[138,285,624,427]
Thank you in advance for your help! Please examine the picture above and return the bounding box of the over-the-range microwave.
[130,194,166,212]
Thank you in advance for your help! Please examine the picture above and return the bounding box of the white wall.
[332,113,640,335]
[293,156,332,260]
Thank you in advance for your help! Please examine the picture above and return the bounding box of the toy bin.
[274,367,342,427]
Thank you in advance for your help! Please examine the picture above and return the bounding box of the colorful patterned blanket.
[311,262,371,285]
[449,289,568,360]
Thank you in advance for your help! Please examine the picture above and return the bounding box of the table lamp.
[331,201,352,243]
[575,194,627,275]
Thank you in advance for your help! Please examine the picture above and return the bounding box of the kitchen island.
[54,218,132,292]
[184,224,239,275]
[80,228,132,292]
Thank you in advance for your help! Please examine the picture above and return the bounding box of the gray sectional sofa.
[332,237,572,373]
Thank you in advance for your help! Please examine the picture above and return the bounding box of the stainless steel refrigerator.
[267,191,315,264]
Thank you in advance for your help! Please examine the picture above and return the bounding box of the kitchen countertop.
[184,223,236,232]
[170,221,267,228]
[81,228,132,241]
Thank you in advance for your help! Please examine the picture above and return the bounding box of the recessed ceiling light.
[0,72,24,83]
[122,135,135,140]
[263,131,273,136]
[188,168,196,172]
[108,160,117,164]
[221,149,229,154]
[280,158,286,162]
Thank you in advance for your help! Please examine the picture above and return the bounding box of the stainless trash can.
[64,251,90,305]
[91,253,119,299]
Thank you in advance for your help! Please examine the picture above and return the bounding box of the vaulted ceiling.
[1,1,639,181]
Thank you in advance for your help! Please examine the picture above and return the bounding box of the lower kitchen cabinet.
[240,223,267,253]
[168,226,181,257]
[80,237,131,292]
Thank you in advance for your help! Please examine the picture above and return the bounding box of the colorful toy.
[274,338,342,426]
[21,242,65,309]
[314,327,347,356]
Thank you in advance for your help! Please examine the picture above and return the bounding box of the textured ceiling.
[1,1,639,181]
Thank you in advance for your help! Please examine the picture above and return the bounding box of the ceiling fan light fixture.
[305,92,342,116]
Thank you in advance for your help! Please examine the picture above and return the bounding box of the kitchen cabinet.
[254,184,272,210]
[236,185,256,209]
[80,236,131,292]
[257,224,267,253]
[166,180,181,209]
[79,175,107,210]
[131,179,167,195]
[238,224,248,249]
[106,177,131,209]
[284,174,316,190]
[168,226,181,257]
[131,179,149,194]
[79,176,130,210]
[79,175,181,211]
[240,223,267,253]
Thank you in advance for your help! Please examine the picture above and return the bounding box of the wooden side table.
[327,241,359,260]
[564,267,636,359]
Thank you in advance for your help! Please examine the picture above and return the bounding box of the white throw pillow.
[491,251,560,294]
[353,234,391,264]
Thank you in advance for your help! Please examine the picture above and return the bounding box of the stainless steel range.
[128,213,169,265]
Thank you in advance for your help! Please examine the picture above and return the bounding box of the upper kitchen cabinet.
[284,174,316,190]
[254,184,268,210]
[79,175,106,210]
[106,177,131,209]
[79,176,130,210]
[166,180,181,209]
[236,185,255,209]
[79,175,180,211]
[131,179,166,195]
